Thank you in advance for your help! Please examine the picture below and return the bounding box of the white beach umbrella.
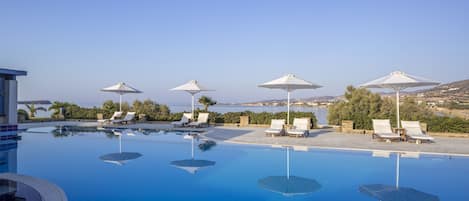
[259,74,322,124]
[170,80,213,117]
[101,82,142,111]
[361,71,439,128]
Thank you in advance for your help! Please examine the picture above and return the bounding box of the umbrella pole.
[396,90,400,129]
[287,91,291,125]
[286,147,290,179]
[119,94,122,112]
[396,153,400,188]
[191,94,195,118]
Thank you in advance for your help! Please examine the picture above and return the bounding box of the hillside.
[411,79,469,103]
[225,79,469,106]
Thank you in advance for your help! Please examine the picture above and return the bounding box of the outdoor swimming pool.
[4,126,469,200]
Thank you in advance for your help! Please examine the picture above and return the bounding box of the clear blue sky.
[1,0,468,107]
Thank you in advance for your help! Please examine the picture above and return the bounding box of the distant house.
[0,68,27,135]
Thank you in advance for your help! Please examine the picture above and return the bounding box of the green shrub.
[424,116,469,133]
[17,109,29,122]
[328,85,469,133]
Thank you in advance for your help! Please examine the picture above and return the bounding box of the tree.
[49,101,72,119]
[131,99,171,121]
[198,96,217,111]
[25,104,47,118]
[328,86,382,129]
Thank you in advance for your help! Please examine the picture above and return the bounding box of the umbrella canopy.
[258,176,321,196]
[170,80,213,117]
[359,184,439,201]
[259,74,322,124]
[170,159,216,174]
[361,71,439,128]
[99,152,142,166]
[101,82,142,111]
[361,71,439,90]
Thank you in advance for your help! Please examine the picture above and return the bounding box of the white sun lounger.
[112,112,136,124]
[188,113,209,128]
[171,113,193,127]
[287,118,310,137]
[372,119,401,142]
[401,121,434,144]
[265,119,285,137]
[97,111,122,124]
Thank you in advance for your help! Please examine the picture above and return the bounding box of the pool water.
[3,126,469,200]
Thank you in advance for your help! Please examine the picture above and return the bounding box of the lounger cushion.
[270,119,285,130]
[172,115,190,126]
[401,121,434,141]
[372,119,393,134]
[287,129,308,136]
[265,128,283,134]
[188,122,206,127]
[375,133,401,138]
[407,135,434,140]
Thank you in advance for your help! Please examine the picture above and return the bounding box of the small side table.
[393,128,407,141]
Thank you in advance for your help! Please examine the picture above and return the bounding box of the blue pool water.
[3,126,469,200]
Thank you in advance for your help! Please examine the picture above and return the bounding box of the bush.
[131,99,171,121]
[328,85,469,133]
[206,111,317,128]
[17,109,29,122]
[424,116,469,133]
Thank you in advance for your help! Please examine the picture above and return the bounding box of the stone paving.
[205,126,469,156]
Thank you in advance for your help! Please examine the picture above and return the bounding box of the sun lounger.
[112,112,136,124]
[97,111,122,124]
[171,113,193,127]
[372,119,401,142]
[287,118,311,137]
[265,119,285,137]
[401,121,434,144]
[188,113,209,128]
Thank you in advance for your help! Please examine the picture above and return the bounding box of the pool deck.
[0,173,68,201]
[19,121,469,156]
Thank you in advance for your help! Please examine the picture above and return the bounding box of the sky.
[1,0,468,107]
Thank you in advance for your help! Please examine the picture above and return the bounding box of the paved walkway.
[205,127,469,156]
[18,121,469,156]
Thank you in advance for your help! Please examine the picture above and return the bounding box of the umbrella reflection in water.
[99,130,142,166]
[359,152,439,201]
[170,133,215,174]
[258,146,321,196]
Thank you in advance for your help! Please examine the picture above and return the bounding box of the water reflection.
[51,125,115,137]
[359,152,440,201]
[170,134,216,174]
[99,130,142,166]
[0,140,17,174]
[258,146,321,196]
